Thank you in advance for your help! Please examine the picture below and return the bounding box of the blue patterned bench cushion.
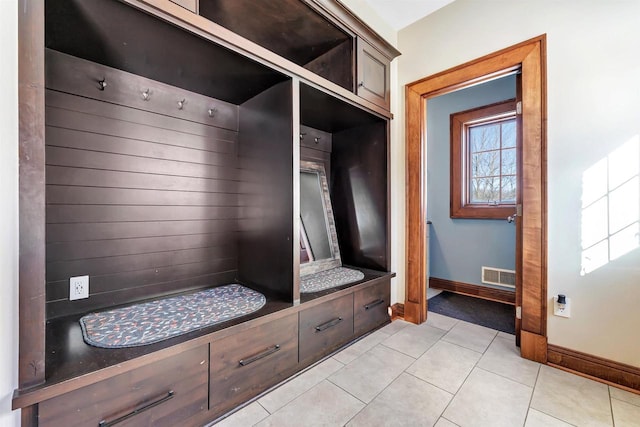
[80,284,266,348]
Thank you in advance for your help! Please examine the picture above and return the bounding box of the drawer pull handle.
[315,317,343,332]
[364,299,385,310]
[98,390,174,427]
[239,345,281,366]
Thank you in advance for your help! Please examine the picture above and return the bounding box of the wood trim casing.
[390,303,404,320]
[404,83,427,324]
[404,36,548,358]
[548,344,640,392]
[429,277,515,305]
[521,330,547,363]
[18,0,46,388]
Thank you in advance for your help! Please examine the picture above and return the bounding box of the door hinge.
[516,204,522,217]
[516,101,522,115]
[516,306,522,319]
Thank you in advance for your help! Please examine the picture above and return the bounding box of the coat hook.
[314,137,321,144]
[208,108,217,118]
[98,78,107,91]
[177,99,186,110]
[299,133,306,140]
[141,88,150,101]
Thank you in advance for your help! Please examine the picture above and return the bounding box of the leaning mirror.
[299,160,341,276]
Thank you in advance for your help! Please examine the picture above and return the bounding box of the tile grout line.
[340,364,418,425]
[610,395,640,408]
[256,400,270,416]
[430,331,486,422]
[325,376,369,406]
[474,363,539,389]
[433,336,486,355]
[329,339,423,424]
[439,323,498,354]
[402,368,456,398]
[526,366,579,427]
[609,385,616,427]
[255,357,347,416]
[522,361,541,426]
[252,401,271,427]
[440,415,461,427]
[403,366,461,397]
[379,340,437,359]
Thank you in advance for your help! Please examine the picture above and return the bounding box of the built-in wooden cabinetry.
[356,38,392,108]
[14,0,399,425]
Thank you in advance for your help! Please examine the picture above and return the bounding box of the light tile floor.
[212,313,640,427]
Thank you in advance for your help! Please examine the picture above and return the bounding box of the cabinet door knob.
[358,81,365,87]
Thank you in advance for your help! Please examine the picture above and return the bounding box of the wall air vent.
[482,266,516,288]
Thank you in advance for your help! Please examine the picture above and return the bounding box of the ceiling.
[362,0,455,30]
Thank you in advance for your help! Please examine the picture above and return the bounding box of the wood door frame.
[405,35,548,362]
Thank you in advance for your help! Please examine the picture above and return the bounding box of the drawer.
[299,294,354,363]
[209,314,298,416]
[354,279,391,336]
[38,345,208,427]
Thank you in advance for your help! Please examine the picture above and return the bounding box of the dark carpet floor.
[428,291,515,334]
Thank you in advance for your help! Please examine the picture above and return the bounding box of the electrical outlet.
[70,275,89,300]
[553,295,571,318]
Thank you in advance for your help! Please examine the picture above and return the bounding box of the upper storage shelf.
[172,0,399,110]
[46,0,289,104]
[199,0,354,92]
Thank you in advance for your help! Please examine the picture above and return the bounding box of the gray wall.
[427,75,516,288]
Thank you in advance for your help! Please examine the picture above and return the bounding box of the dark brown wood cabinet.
[209,314,299,418]
[14,0,399,425]
[38,345,209,427]
[354,279,392,336]
[299,294,355,363]
[357,38,391,108]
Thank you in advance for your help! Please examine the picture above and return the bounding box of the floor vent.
[482,267,516,288]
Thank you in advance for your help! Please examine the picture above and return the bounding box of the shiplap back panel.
[45,56,241,318]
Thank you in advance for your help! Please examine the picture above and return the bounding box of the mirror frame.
[300,160,342,276]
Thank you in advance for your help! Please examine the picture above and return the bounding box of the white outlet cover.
[70,275,89,300]
[553,296,571,318]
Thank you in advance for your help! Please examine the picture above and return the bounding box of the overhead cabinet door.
[356,38,391,109]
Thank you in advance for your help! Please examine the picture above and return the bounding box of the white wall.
[0,0,20,424]
[398,0,640,367]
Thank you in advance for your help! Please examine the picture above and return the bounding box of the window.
[450,99,518,219]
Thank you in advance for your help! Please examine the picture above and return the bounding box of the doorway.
[404,36,548,362]
[426,74,518,334]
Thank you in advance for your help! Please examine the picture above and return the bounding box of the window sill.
[450,204,515,220]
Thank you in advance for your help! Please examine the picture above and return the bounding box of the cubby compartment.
[299,83,390,302]
[44,0,295,383]
[199,0,354,91]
